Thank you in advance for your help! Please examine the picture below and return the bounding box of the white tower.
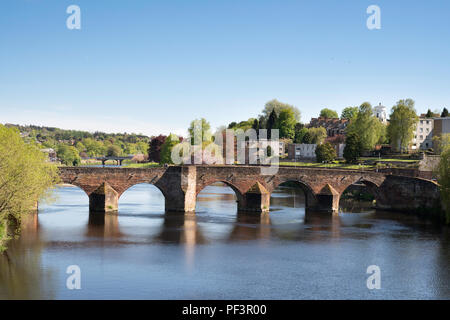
[374,103,387,123]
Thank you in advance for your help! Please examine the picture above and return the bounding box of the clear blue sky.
[1,0,449,136]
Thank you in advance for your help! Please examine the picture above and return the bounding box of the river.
[0,183,449,299]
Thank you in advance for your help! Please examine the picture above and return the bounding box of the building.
[433,117,450,149]
[373,103,388,123]
[288,144,317,160]
[412,117,434,150]
[40,148,57,162]
[308,117,348,137]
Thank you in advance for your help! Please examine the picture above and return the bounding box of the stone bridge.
[57,165,442,215]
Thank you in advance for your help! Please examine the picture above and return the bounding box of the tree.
[319,108,338,119]
[0,125,60,251]
[436,134,450,223]
[148,135,167,163]
[188,118,212,144]
[267,109,278,139]
[343,132,363,163]
[442,107,449,117]
[302,130,312,144]
[425,109,434,118]
[56,144,81,166]
[308,127,327,144]
[276,108,296,139]
[346,102,386,153]
[160,134,181,164]
[260,99,301,124]
[315,143,336,163]
[106,144,121,157]
[294,123,307,143]
[387,99,419,153]
[341,106,359,120]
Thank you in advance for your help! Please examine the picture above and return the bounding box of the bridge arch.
[118,182,166,213]
[339,178,381,212]
[196,180,244,198]
[195,180,244,213]
[270,179,317,210]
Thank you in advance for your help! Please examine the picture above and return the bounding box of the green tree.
[260,99,301,124]
[56,144,81,166]
[160,133,181,164]
[308,127,327,144]
[315,143,336,163]
[387,99,419,153]
[442,107,449,117]
[319,108,338,119]
[294,124,307,143]
[276,108,296,139]
[346,102,386,152]
[437,134,450,223]
[75,141,86,153]
[341,106,358,120]
[267,109,278,139]
[302,130,312,144]
[188,118,212,145]
[343,132,363,163]
[0,125,60,251]
[425,109,433,118]
[106,144,121,157]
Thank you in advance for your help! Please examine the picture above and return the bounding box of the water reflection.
[0,183,449,299]
[0,213,55,300]
[228,213,271,241]
[86,212,123,239]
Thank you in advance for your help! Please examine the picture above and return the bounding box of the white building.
[412,118,433,150]
[373,103,387,124]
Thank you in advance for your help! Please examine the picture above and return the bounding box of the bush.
[315,142,336,163]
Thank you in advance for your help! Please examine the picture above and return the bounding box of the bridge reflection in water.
[3,182,450,300]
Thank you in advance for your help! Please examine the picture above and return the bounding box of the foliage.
[56,144,81,166]
[319,108,338,119]
[341,106,358,120]
[437,134,450,223]
[433,134,450,154]
[276,108,297,139]
[343,132,363,163]
[442,107,449,117]
[227,118,256,131]
[294,125,308,143]
[148,135,167,163]
[315,142,336,163]
[387,99,419,153]
[346,102,387,152]
[259,99,301,124]
[188,118,212,144]
[267,109,278,139]
[160,134,181,164]
[4,124,150,158]
[306,127,327,144]
[106,144,121,157]
[0,125,60,251]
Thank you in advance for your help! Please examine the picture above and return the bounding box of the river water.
[0,183,449,299]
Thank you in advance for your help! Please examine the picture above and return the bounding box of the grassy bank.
[278,161,374,170]
[123,162,161,168]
